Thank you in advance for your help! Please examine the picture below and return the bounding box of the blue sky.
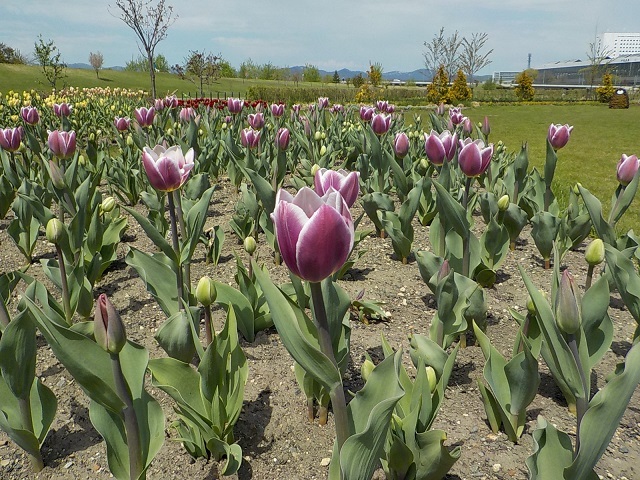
[3,1,640,75]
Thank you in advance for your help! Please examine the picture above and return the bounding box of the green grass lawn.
[410,104,640,234]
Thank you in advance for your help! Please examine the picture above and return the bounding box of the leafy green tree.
[125,54,169,73]
[426,64,450,104]
[33,35,67,88]
[332,70,340,84]
[258,62,278,80]
[514,69,536,101]
[351,73,365,89]
[0,43,26,64]
[448,69,472,103]
[596,72,615,103]
[175,50,221,96]
[218,59,236,78]
[303,64,321,82]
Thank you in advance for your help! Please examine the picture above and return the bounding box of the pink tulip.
[548,123,573,150]
[617,154,639,186]
[436,103,445,116]
[458,138,493,177]
[462,118,473,136]
[48,130,76,158]
[317,97,329,110]
[272,187,354,282]
[241,127,261,149]
[376,100,389,112]
[20,106,40,125]
[481,116,491,137]
[179,107,196,123]
[314,168,360,208]
[134,107,155,128]
[385,104,396,114]
[227,97,244,114]
[0,127,22,152]
[142,144,194,192]
[449,107,464,125]
[394,132,410,158]
[270,103,285,117]
[248,112,265,130]
[424,130,458,166]
[371,113,391,135]
[113,116,131,132]
[359,106,375,122]
[53,103,72,117]
[330,104,344,114]
[275,127,290,150]
[154,98,165,110]
[94,294,126,354]
[163,95,179,108]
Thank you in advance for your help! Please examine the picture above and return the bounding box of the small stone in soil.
[492,463,502,473]
[320,458,331,467]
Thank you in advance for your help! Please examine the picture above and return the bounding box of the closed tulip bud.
[310,164,321,177]
[371,113,391,135]
[89,132,95,142]
[547,123,573,150]
[94,294,127,354]
[436,103,445,116]
[458,138,493,177]
[195,276,217,307]
[275,127,290,150]
[113,116,130,132]
[497,194,510,211]
[126,134,134,146]
[49,160,66,189]
[244,236,257,255]
[46,218,65,244]
[585,239,605,266]
[394,132,410,158]
[314,131,322,141]
[527,289,548,315]
[78,154,85,166]
[359,106,375,122]
[616,154,639,186]
[426,366,438,393]
[462,118,473,136]
[270,103,285,117]
[53,102,72,117]
[320,145,327,156]
[227,97,244,114]
[179,107,195,123]
[0,127,22,152]
[555,270,581,334]
[361,357,375,382]
[573,183,581,194]
[20,106,40,125]
[101,196,116,213]
[420,158,429,170]
[481,116,491,137]
[48,130,76,159]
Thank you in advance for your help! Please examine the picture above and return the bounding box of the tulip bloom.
[163,95,179,108]
[317,97,329,110]
[314,168,360,208]
[142,144,194,192]
[436,103,445,116]
[179,107,196,123]
[227,97,244,114]
[275,127,290,150]
[0,127,22,152]
[20,106,40,125]
[394,132,410,158]
[548,123,573,150]
[462,118,473,136]
[94,294,127,354]
[272,187,354,282]
[53,102,72,117]
[424,129,457,166]
[270,103,285,117]
[458,138,493,177]
[330,104,344,114]
[371,113,391,135]
[359,106,375,122]
[48,130,76,159]
[241,127,261,149]
[617,154,640,186]
[154,98,165,110]
[134,107,155,128]
[376,100,389,112]
[248,112,265,130]
[113,116,131,132]
[449,107,464,125]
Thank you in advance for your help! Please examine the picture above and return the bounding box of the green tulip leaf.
[578,185,616,246]
[526,415,576,480]
[123,205,177,263]
[125,248,179,317]
[0,309,36,399]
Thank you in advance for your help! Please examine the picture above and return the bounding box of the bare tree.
[582,39,613,99]
[442,30,462,81]
[175,50,221,97]
[33,36,67,88]
[423,27,446,78]
[423,28,463,81]
[459,33,493,83]
[89,51,104,79]
[111,0,177,99]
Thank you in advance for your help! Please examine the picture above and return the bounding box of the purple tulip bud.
[94,294,127,354]
[436,103,445,116]
[447,117,455,131]
[241,127,261,149]
[458,138,493,177]
[248,112,265,130]
[142,144,194,192]
[317,97,329,110]
[154,98,165,110]
[275,127,290,150]
[371,113,391,135]
[48,130,76,159]
[617,154,639,186]
[134,107,155,128]
[385,104,396,114]
[20,106,40,125]
[449,107,464,125]
[330,104,344,114]
[555,270,581,334]
[359,106,375,122]
[163,95,179,108]
[53,103,72,118]
[314,168,360,208]
[227,97,244,114]
[113,116,131,132]
[436,259,451,283]
[462,118,473,136]
[292,104,301,114]
[179,107,196,123]
[548,123,573,150]
[0,127,22,152]
[270,103,285,117]
[271,187,354,282]
[300,116,311,137]
[481,116,491,137]
[424,130,457,166]
[394,132,410,158]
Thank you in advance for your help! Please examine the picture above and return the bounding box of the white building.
[598,33,640,57]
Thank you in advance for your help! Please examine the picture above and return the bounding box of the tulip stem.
[607,185,624,227]
[167,193,185,308]
[203,304,213,346]
[309,281,350,455]
[55,244,73,325]
[173,191,191,291]
[0,297,10,329]
[585,265,595,291]
[567,333,588,458]
[462,177,472,278]
[111,353,143,480]
[17,397,44,472]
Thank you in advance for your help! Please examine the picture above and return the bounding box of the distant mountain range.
[67,63,490,82]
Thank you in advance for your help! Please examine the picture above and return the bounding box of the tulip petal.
[273,201,309,278]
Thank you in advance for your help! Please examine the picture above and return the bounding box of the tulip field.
[1,86,640,480]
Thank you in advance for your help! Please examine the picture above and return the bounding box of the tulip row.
[1,91,640,480]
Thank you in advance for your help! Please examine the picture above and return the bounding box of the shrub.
[596,72,615,103]
[514,70,535,101]
[448,69,472,103]
[427,65,450,104]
